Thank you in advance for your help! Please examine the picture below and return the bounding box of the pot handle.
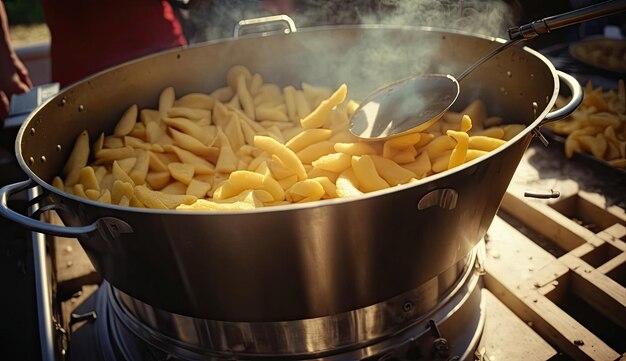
[539,71,583,126]
[233,15,297,38]
[0,179,132,239]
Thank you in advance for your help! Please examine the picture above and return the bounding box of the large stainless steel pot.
[1,22,581,322]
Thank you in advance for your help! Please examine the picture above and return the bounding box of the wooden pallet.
[485,193,626,360]
[482,145,626,361]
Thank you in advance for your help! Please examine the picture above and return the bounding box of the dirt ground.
[9,23,50,46]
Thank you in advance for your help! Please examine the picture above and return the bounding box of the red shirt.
[43,0,187,86]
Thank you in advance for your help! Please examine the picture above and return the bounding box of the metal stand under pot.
[68,244,485,361]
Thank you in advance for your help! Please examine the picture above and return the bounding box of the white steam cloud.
[182,0,518,101]
[186,0,515,43]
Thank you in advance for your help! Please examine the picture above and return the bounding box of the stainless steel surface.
[416,188,458,210]
[115,252,470,356]
[105,247,483,359]
[29,186,56,361]
[349,74,459,139]
[539,71,583,124]
[350,2,617,140]
[0,179,133,238]
[2,26,580,321]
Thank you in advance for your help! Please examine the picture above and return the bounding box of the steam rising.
[184,0,517,100]
[187,0,515,42]
[364,0,514,37]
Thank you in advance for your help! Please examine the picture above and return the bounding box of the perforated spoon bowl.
[349,0,626,140]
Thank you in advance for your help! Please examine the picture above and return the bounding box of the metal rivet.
[40,156,47,163]
[30,128,36,135]
[28,157,35,165]
[78,105,84,112]
[56,145,62,151]
[61,98,67,106]
[403,301,413,312]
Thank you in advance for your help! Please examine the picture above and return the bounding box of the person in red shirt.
[0,0,187,118]
[42,0,187,87]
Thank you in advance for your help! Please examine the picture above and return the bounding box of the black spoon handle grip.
[508,0,626,40]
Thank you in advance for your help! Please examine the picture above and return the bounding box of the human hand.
[0,53,32,119]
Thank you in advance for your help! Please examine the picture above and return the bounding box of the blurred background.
[4,0,625,47]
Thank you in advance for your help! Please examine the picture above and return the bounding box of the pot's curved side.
[13,27,559,321]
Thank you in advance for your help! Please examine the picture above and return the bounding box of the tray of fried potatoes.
[544,79,626,173]
[53,65,527,211]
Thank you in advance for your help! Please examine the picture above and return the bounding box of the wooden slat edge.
[597,224,626,252]
[484,215,620,360]
[485,272,619,361]
[596,252,626,275]
[560,253,626,330]
[480,289,557,361]
[502,191,602,250]
[578,191,626,225]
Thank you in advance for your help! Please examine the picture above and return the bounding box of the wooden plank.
[533,262,570,297]
[502,191,603,250]
[480,289,557,361]
[578,191,626,227]
[60,284,99,335]
[596,252,626,275]
[598,224,626,252]
[53,237,99,286]
[485,216,558,287]
[520,291,618,361]
[484,215,620,360]
[549,193,578,218]
[549,192,626,232]
[45,212,101,298]
[560,253,626,330]
[568,242,599,259]
[486,272,619,361]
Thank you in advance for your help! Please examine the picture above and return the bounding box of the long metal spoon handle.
[456,38,523,82]
[457,0,626,82]
[508,0,626,40]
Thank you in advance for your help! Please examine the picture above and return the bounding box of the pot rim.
[15,25,560,216]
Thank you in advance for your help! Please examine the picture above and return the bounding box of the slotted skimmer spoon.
[349,0,626,140]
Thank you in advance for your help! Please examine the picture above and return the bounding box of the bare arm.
[0,0,32,119]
